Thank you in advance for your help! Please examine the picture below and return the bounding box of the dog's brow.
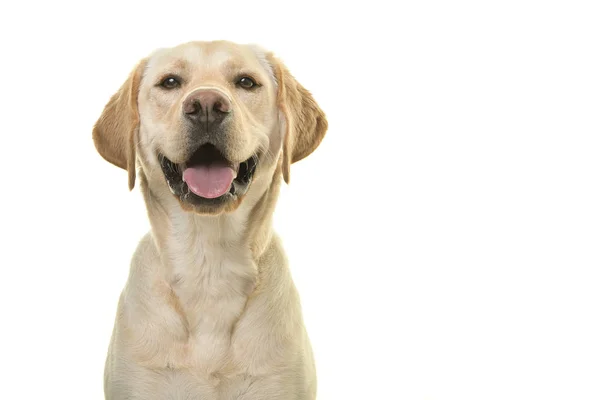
[221,59,245,72]
[163,59,189,72]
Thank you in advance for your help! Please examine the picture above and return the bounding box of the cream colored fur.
[93,41,327,399]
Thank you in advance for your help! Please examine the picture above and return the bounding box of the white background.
[1,0,599,399]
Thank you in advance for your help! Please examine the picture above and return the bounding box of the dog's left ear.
[93,59,147,190]
[267,54,328,184]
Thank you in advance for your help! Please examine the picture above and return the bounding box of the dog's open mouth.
[158,144,258,204]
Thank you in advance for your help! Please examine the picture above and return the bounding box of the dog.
[93,40,327,399]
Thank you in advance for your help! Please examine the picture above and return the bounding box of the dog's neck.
[139,166,282,286]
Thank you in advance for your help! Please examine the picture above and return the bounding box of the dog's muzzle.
[158,144,258,207]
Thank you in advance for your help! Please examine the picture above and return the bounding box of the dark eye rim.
[157,75,182,89]
[236,76,260,90]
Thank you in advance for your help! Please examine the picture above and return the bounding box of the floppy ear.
[92,59,147,190]
[268,55,328,184]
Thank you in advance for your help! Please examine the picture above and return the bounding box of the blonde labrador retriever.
[93,41,327,399]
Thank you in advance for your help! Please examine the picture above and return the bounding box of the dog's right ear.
[92,59,147,190]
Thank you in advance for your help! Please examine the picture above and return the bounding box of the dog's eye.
[237,76,257,89]
[160,76,181,89]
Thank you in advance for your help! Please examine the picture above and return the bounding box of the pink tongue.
[182,165,236,199]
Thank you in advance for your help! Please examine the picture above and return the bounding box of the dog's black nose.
[183,89,231,124]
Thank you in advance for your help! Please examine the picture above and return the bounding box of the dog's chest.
[162,246,256,371]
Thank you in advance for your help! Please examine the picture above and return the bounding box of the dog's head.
[93,41,327,214]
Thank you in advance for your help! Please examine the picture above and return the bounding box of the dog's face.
[139,41,279,212]
[93,41,327,215]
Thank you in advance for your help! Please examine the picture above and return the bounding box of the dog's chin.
[158,144,258,215]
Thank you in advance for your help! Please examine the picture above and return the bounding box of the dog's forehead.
[147,41,271,76]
